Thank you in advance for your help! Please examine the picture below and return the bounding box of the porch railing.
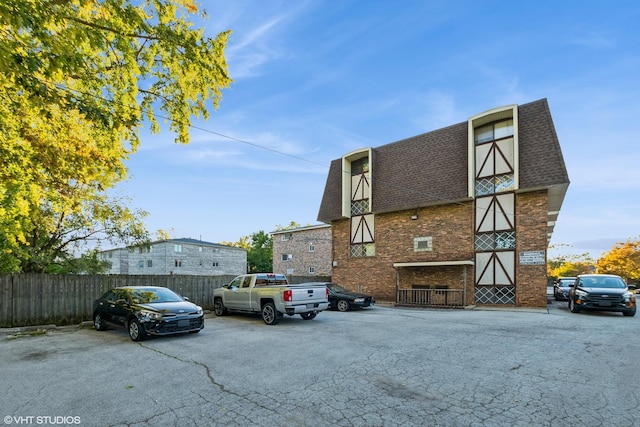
[397,288,464,308]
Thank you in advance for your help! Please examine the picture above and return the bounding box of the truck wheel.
[337,299,350,312]
[300,312,317,320]
[214,298,227,316]
[262,302,281,325]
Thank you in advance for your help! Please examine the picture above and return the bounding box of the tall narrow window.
[472,112,517,305]
[349,155,375,257]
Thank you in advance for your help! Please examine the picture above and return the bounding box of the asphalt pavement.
[1,298,638,427]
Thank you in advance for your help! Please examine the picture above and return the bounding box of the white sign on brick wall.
[519,250,546,265]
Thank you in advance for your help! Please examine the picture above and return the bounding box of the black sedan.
[324,283,375,312]
[553,277,576,301]
[568,274,636,316]
[93,286,204,341]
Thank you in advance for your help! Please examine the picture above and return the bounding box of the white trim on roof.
[270,224,331,234]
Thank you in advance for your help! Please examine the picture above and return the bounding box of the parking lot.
[1,299,638,427]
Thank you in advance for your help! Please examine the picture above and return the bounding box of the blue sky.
[116,0,640,259]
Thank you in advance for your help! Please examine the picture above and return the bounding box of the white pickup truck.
[213,273,329,324]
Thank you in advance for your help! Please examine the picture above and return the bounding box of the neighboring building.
[99,238,247,276]
[271,224,332,278]
[317,99,569,308]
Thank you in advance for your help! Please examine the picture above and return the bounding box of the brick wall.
[515,190,549,307]
[102,242,247,276]
[272,226,332,277]
[332,203,475,302]
[332,192,550,307]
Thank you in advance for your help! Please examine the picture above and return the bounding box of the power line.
[46,80,497,215]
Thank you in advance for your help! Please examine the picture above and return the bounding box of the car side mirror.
[183,296,190,301]
[629,285,637,291]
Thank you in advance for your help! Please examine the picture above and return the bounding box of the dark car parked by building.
[553,277,576,301]
[301,282,375,312]
[568,274,636,317]
[93,286,204,341]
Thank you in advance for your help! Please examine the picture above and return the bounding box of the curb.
[0,324,58,335]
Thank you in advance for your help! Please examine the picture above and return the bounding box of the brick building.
[271,224,332,279]
[99,238,247,276]
[317,99,569,308]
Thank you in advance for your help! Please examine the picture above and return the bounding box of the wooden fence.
[0,274,331,328]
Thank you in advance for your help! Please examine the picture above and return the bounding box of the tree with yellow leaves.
[546,244,594,281]
[0,0,232,272]
[596,238,640,283]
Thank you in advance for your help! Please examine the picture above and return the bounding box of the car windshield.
[328,283,346,292]
[131,288,183,304]
[559,280,573,286]
[579,277,626,289]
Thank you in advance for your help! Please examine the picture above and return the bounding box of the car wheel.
[623,308,636,317]
[214,298,227,316]
[128,318,146,341]
[262,302,281,325]
[93,313,107,331]
[569,298,581,313]
[337,299,350,312]
[300,312,317,320]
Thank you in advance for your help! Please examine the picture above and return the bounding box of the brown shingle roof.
[317,98,569,223]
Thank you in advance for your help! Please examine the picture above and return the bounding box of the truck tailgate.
[288,284,327,304]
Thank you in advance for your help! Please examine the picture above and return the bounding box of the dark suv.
[568,274,636,317]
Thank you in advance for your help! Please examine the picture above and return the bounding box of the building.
[317,99,569,308]
[271,224,332,278]
[99,238,247,276]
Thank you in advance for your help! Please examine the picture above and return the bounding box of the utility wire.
[48,81,502,215]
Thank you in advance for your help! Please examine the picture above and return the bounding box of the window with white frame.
[281,234,293,241]
[174,244,183,253]
[414,236,433,252]
[309,244,315,252]
[281,254,292,261]
[309,267,315,274]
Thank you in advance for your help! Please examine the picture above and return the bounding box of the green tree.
[596,238,640,282]
[0,0,231,272]
[247,231,273,273]
[46,249,111,274]
[220,236,250,250]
